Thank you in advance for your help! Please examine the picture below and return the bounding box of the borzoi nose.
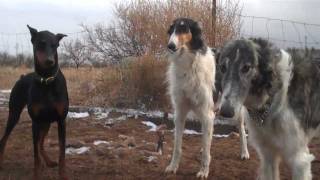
[167,43,177,52]
[220,101,235,118]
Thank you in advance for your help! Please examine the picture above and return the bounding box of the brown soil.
[0,110,320,180]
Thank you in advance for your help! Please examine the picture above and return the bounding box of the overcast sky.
[1,0,320,54]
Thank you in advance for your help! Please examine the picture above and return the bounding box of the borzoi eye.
[241,64,251,74]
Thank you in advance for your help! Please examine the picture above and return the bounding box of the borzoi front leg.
[257,148,280,180]
[239,107,249,160]
[285,149,314,180]
[165,105,188,174]
[197,110,214,178]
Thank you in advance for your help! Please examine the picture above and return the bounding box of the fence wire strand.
[1,13,320,55]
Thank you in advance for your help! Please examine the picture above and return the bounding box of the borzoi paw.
[241,151,250,160]
[196,167,209,179]
[165,163,179,174]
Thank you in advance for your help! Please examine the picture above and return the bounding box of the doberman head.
[27,25,67,78]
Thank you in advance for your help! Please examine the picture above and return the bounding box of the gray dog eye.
[241,64,251,73]
[220,64,227,74]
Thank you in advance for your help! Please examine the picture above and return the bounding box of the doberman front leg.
[32,123,41,180]
[58,119,68,180]
[39,123,58,168]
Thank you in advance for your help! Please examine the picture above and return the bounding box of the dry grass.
[95,55,169,110]
[0,58,170,110]
[0,66,32,89]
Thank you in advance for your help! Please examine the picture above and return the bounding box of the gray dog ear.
[27,25,38,42]
[56,33,67,42]
[211,48,221,64]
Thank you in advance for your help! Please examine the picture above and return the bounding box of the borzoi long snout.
[167,31,178,52]
[220,100,235,118]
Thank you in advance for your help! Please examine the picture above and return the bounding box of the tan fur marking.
[177,32,192,45]
[54,102,66,117]
[36,51,46,67]
[32,104,43,116]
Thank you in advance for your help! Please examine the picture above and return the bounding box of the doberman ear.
[27,25,38,43]
[56,33,67,42]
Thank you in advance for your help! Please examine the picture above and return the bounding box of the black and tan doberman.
[0,25,69,180]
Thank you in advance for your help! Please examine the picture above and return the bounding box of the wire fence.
[237,13,320,49]
[0,30,87,56]
[1,13,320,56]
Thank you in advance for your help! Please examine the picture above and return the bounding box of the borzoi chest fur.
[167,48,215,111]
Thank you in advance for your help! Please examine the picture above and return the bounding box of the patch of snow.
[66,147,90,155]
[95,112,110,120]
[213,134,230,138]
[0,90,11,94]
[184,129,201,135]
[145,110,164,118]
[142,121,157,132]
[114,108,165,119]
[93,140,111,146]
[104,115,127,127]
[0,98,8,105]
[68,112,89,119]
[119,115,127,121]
[147,156,157,162]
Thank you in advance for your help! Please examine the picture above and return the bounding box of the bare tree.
[81,23,144,64]
[63,39,92,68]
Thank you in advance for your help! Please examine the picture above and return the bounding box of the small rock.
[229,132,240,138]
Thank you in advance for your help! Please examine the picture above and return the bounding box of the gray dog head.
[217,38,281,119]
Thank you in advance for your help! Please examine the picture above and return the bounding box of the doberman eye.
[220,64,227,74]
[241,64,251,73]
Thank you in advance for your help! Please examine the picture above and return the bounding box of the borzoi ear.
[250,38,282,96]
[212,48,221,64]
[190,21,204,50]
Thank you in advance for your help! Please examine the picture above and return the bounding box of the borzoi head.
[167,18,204,53]
[217,38,280,119]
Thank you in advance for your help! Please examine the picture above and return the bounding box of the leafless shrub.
[81,23,144,64]
[82,0,242,62]
[62,39,93,68]
[0,51,33,68]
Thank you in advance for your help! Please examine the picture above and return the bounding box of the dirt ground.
[0,110,320,180]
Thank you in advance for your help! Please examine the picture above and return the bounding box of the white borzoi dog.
[164,18,249,179]
[218,38,320,180]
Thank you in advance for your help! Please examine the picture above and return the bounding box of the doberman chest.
[27,86,67,122]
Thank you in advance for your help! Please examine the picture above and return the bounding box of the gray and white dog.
[217,38,320,180]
